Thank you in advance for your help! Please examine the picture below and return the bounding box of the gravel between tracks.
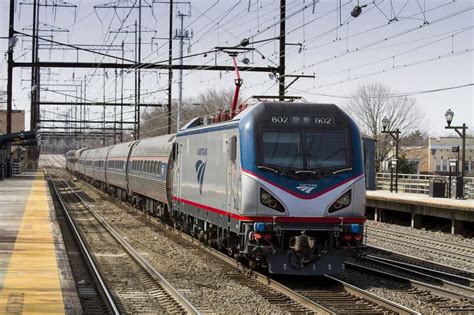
[72,180,286,314]
[366,220,474,271]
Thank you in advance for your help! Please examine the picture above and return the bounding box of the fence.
[376,173,474,199]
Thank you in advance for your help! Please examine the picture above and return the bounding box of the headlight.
[328,190,352,213]
[260,188,285,213]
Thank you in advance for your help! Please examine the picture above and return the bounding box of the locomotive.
[66,101,366,275]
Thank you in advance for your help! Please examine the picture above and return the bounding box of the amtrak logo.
[296,184,318,194]
[195,160,207,194]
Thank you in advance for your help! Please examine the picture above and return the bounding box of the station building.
[0,110,25,134]
[382,137,474,176]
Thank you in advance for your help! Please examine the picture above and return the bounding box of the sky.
[0,0,473,137]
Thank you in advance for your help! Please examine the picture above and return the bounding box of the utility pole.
[278,0,286,100]
[114,69,117,144]
[30,0,38,131]
[5,0,15,178]
[121,41,124,142]
[6,0,15,135]
[167,0,173,134]
[103,69,106,146]
[136,0,142,140]
[174,8,192,131]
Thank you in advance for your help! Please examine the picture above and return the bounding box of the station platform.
[0,171,80,313]
[367,190,474,234]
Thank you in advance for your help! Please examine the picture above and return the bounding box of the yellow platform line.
[0,172,65,314]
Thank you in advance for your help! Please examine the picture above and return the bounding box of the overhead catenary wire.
[16,0,472,141]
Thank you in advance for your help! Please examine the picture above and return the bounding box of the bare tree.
[140,88,240,138]
[343,83,425,169]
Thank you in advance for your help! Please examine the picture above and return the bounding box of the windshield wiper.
[257,165,280,174]
[332,167,353,175]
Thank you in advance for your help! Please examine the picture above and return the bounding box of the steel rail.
[154,220,418,315]
[367,227,474,261]
[366,252,474,286]
[162,225,334,314]
[59,178,200,315]
[367,244,474,280]
[324,275,419,315]
[45,170,120,315]
[364,255,474,298]
[346,261,474,303]
[368,226,474,253]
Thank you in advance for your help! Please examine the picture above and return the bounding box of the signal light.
[353,234,362,241]
[249,232,263,241]
[343,234,352,241]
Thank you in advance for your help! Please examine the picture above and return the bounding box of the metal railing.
[376,173,474,199]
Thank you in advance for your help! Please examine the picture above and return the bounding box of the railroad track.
[40,154,65,168]
[366,245,474,287]
[358,255,474,298]
[47,170,199,314]
[48,163,416,314]
[345,261,474,313]
[47,171,119,314]
[114,193,416,314]
[366,226,474,263]
[366,245,474,281]
[161,222,415,315]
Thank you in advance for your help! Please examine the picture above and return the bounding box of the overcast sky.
[0,0,472,137]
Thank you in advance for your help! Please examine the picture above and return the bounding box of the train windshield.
[260,130,349,173]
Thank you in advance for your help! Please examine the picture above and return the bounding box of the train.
[66,101,366,275]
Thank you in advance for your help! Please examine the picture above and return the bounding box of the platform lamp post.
[448,159,457,198]
[452,146,460,177]
[389,158,398,193]
[445,109,467,199]
[382,117,401,193]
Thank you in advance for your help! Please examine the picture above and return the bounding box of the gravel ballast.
[74,180,287,314]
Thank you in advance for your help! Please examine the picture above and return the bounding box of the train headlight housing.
[260,188,285,213]
[328,190,352,213]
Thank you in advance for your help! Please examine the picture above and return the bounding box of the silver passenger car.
[106,141,136,191]
[127,134,175,204]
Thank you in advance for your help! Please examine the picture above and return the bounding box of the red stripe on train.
[172,196,365,224]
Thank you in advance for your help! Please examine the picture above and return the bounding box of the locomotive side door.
[227,135,240,213]
[174,140,181,204]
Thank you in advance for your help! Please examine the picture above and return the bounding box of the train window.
[157,162,162,175]
[305,131,348,168]
[230,136,237,163]
[261,131,303,169]
[172,142,178,160]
